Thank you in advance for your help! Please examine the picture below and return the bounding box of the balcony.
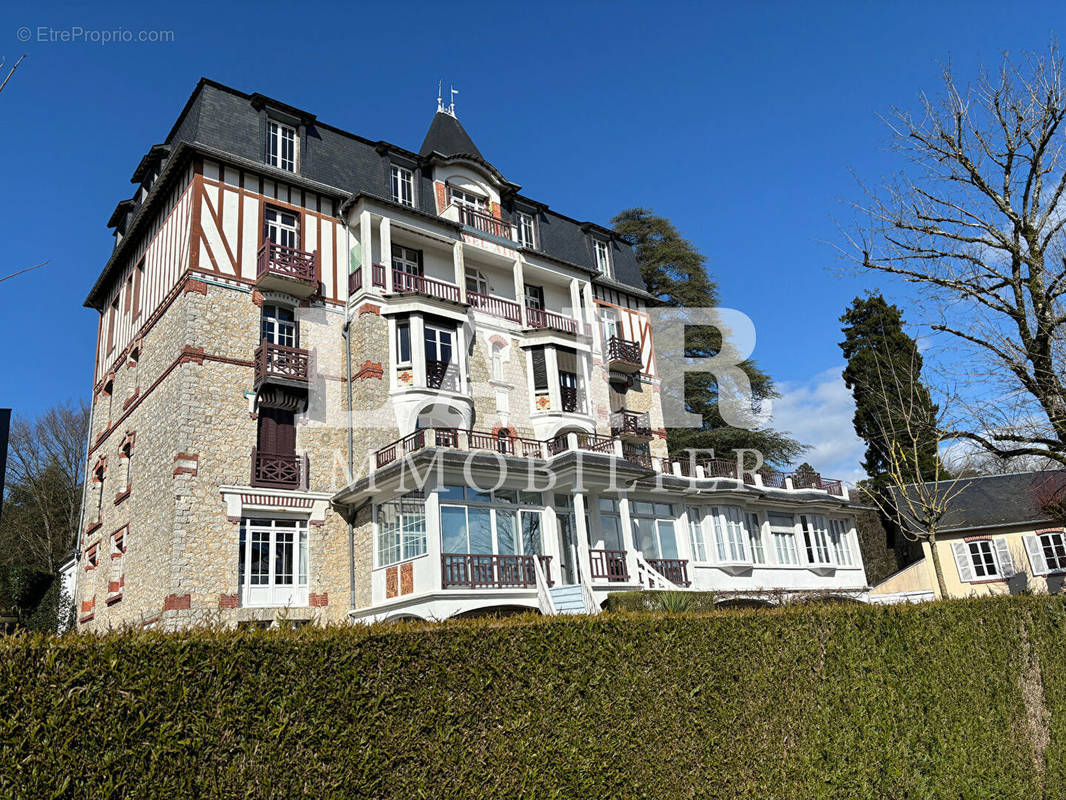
[525,306,586,336]
[441,553,553,589]
[560,386,581,413]
[455,205,514,241]
[589,549,629,582]
[426,359,460,392]
[647,558,690,587]
[375,428,545,469]
[467,291,522,323]
[256,242,319,297]
[251,448,307,490]
[254,341,310,391]
[610,410,652,440]
[605,336,642,373]
[392,269,462,304]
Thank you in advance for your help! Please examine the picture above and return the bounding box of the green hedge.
[2,596,1065,799]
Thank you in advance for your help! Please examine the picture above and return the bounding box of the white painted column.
[545,346,561,412]
[381,217,393,293]
[568,278,582,327]
[676,508,695,564]
[412,314,426,389]
[359,210,372,289]
[453,241,466,303]
[542,506,562,586]
[582,282,599,349]
[514,257,526,326]
[573,491,592,584]
[618,493,638,580]
[425,487,442,590]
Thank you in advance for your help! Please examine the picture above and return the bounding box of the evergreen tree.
[839,293,942,493]
[612,208,805,466]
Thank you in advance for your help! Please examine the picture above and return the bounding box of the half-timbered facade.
[75,80,867,629]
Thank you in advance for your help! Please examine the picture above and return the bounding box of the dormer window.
[516,211,536,248]
[594,239,612,278]
[449,186,486,212]
[267,120,298,172]
[391,165,414,207]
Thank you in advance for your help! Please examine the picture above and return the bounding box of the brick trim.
[121,387,141,410]
[162,593,191,611]
[114,487,131,506]
[183,278,207,296]
[219,593,239,609]
[354,360,384,380]
[173,452,199,477]
[357,303,381,316]
[309,592,329,607]
[251,289,264,307]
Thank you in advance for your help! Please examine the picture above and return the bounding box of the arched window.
[491,341,505,381]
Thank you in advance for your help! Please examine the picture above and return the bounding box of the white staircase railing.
[533,556,557,616]
[574,557,601,615]
[634,552,681,590]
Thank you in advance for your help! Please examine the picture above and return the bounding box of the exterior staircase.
[548,584,591,615]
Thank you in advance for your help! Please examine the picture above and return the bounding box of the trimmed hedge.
[2,597,1066,799]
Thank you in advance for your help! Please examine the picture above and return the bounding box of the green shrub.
[1,596,1064,799]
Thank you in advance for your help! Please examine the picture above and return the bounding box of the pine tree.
[612,208,805,466]
[839,293,942,493]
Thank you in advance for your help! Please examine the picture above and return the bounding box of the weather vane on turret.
[437,81,459,118]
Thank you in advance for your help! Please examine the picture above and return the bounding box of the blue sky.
[0,0,1060,479]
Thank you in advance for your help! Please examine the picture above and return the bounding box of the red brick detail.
[119,430,137,454]
[227,515,241,524]
[179,345,205,365]
[219,593,239,610]
[127,338,143,367]
[80,599,94,613]
[114,487,131,505]
[491,424,517,439]
[121,387,141,410]
[84,519,103,537]
[91,455,107,482]
[108,580,123,594]
[358,303,381,317]
[310,519,326,527]
[100,373,116,397]
[488,334,508,347]
[173,452,199,477]
[400,563,414,595]
[385,566,398,599]
[309,592,329,607]
[251,289,264,307]
[434,181,447,213]
[490,201,501,220]
[354,360,384,381]
[653,428,668,440]
[183,278,207,296]
[163,593,191,611]
[105,593,123,606]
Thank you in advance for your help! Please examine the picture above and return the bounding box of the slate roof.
[88,78,649,307]
[419,111,482,159]
[891,469,1066,533]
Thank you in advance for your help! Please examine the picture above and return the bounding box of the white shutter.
[951,541,974,582]
[1023,535,1049,576]
[993,538,1016,578]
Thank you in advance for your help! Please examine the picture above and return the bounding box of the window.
[491,342,505,381]
[557,348,583,413]
[630,501,678,561]
[267,120,297,171]
[377,493,427,567]
[516,211,536,248]
[84,543,98,571]
[449,186,487,211]
[711,506,748,563]
[799,514,832,565]
[391,165,414,207]
[391,244,422,275]
[594,239,612,278]
[769,512,799,566]
[438,487,543,556]
[132,259,144,319]
[525,284,544,309]
[239,518,309,606]
[107,298,118,352]
[396,321,412,366]
[108,528,126,603]
[687,507,707,562]
[466,270,488,295]
[951,538,1015,582]
[261,304,297,347]
[747,512,766,564]
[600,307,622,342]
[265,206,299,249]
[828,519,853,566]
[424,324,456,391]
[595,497,625,551]
[1025,530,1066,575]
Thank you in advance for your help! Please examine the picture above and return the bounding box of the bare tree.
[2,401,89,573]
[0,55,26,97]
[845,45,1066,466]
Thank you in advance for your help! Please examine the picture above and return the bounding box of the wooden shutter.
[132,260,144,319]
[993,538,1015,577]
[530,346,548,391]
[1023,534,1049,576]
[951,541,974,583]
[257,408,295,455]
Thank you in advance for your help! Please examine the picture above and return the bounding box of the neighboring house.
[869,470,1066,603]
[75,79,868,630]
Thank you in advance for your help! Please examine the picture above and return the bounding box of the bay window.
[631,501,678,561]
[239,518,309,607]
[687,507,707,562]
[747,512,766,564]
[800,514,832,565]
[376,494,427,567]
[711,506,749,564]
[438,486,544,557]
[595,498,626,551]
[769,512,799,566]
[828,518,853,566]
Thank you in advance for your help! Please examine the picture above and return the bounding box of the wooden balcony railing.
[372,263,386,287]
[257,242,318,284]
[647,558,690,587]
[456,205,514,240]
[589,549,629,582]
[392,269,462,303]
[819,478,845,496]
[560,386,580,413]
[251,448,306,490]
[701,458,743,480]
[441,553,553,589]
[759,468,787,489]
[622,449,653,469]
[525,305,583,335]
[348,267,361,295]
[254,341,310,387]
[606,336,642,368]
[467,291,522,322]
[791,470,822,491]
[426,359,458,391]
[610,410,652,438]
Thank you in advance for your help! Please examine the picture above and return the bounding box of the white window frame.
[261,303,297,347]
[449,186,487,212]
[951,538,1015,582]
[828,518,853,566]
[711,506,750,565]
[800,514,833,566]
[686,507,707,562]
[375,494,427,568]
[396,320,412,367]
[465,270,489,295]
[438,487,544,557]
[490,342,505,381]
[267,120,298,172]
[769,512,800,566]
[516,211,536,248]
[265,206,299,249]
[747,512,766,564]
[391,165,414,207]
[391,244,421,275]
[594,239,612,278]
[1025,530,1066,575]
[630,501,679,561]
[239,518,309,607]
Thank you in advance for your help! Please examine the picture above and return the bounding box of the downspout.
[342,214,357,610]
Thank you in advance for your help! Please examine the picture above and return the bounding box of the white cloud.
[769,365,866,484]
